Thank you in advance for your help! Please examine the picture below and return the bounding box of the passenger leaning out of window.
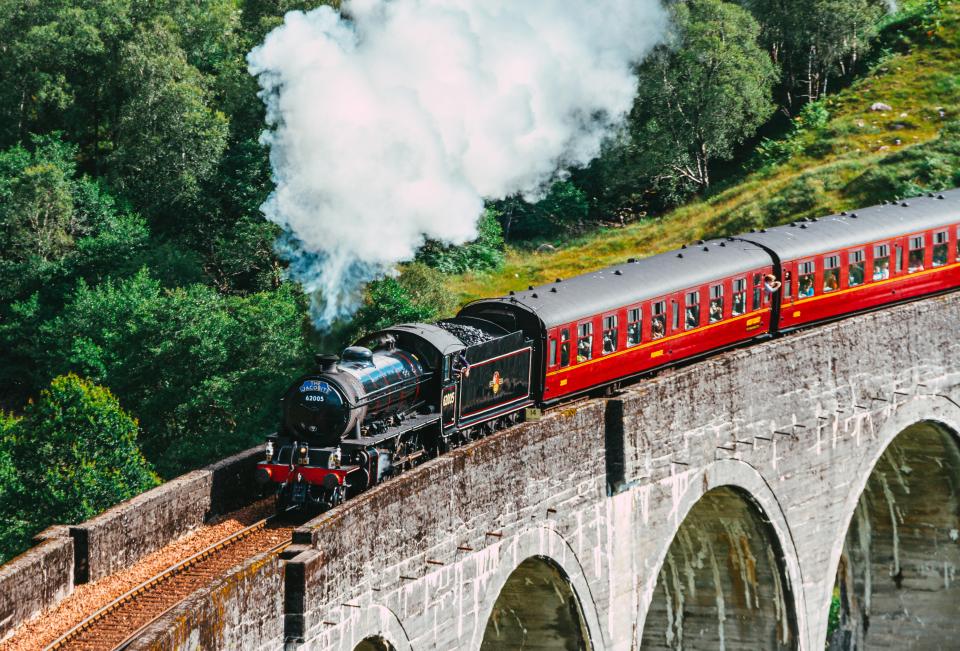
[763,273,782,294]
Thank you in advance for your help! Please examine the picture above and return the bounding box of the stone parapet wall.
[0,445,263,642]
[71,446,264,583]
[0,527,74,642]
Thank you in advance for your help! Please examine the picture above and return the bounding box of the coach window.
[908,235,925,272]
[895,244,904,274]
[933,231,948,267]
[709,284,724,323]
[732,278,746,315]
[873,244,890,280]
[752,273,763,310]
[627,307,642,346]
[685,291,700,330]
[560,328,570,367]
[798,261,815,297]
[672,300,680,332]
[576,322,593,363]
[651,301,666,339]
[823,255,840,292]
[602,314,618,354]
[848,250,865,287]
[549,337,558,367]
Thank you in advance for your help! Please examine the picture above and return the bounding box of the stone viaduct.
[131,292,960,651]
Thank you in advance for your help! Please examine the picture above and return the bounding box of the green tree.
[629,0,778,195]
[110,22,229,223]
[417,210,505,273]
[734,0,884,107]
[0,134,82,263]
[1,271,310,476]
[6,374,158,527]
[494,180,590,241]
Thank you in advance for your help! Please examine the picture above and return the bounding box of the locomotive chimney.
[315,354,339,372]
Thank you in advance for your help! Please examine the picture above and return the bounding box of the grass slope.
[449,1,960,305]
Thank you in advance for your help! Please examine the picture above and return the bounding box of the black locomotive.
[257,318,533,512]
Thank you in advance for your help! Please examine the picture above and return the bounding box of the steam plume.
[249,0,668,328]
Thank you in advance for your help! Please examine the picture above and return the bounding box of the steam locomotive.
[257,189,960,512]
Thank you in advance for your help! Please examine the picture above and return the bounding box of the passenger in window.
[603,334,615,354]
[577,339,591,363]
[873,257,890,280]
[709,301,722,323]
[908,249,924,272]
[763,274,782,294]
[685,306,699,330]
[627,322,641,345]
[823,270,839,292]
[560,341,570,366]
[848,263,864,287]
[651,316,666,339]
[799,276,814,297]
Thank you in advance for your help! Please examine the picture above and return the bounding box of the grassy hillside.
[449,0,960,304]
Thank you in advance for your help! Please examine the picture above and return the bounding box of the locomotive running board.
[343,412,440,447]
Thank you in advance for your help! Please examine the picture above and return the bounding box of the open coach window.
[577,322,593,362]
[602,315,618,354]
[798,261,815,298]
[560,329,570,367]
[873,244,890,280]
[908,235,925,272]
[709,285,724,323]
[627,308,641,346]
[848,250,865,287]
[933,231,948,267]
[823,255,840,292]
[732,278,746,315]
[651,301,666,339]
[684,291,700,330]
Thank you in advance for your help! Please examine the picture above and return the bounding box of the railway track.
[43,517,293,651]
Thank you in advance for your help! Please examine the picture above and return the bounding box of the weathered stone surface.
[124,292,960,651]
[124,550,285,651]
[0,527,73,642]
[0,446,264,642]
[71,446,263,583]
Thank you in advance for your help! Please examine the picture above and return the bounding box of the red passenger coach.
[460,190,960,405]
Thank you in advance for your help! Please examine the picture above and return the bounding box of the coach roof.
[464,238,770,328]
[740,188,960,260]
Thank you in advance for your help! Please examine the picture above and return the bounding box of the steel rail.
[44,516,291,651]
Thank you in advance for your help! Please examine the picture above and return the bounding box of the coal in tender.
[437,321,496,346]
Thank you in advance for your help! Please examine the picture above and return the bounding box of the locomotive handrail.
[43,516,290,651]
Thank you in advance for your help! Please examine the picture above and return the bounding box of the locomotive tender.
[258,189,960,512]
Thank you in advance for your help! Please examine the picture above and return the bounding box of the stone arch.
[325,604,412,651]
[638,460,801,650]
[469,526,604,651]
[479,555,592,650]
[826,408,960,649]
[353,637,396,651]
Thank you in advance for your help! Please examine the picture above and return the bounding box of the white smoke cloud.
[249,0,668,328]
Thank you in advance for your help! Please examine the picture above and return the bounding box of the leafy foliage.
[2,271,310,477]
[348,263,457,342]
[627,0,778,196]
[0,375,158,563]
[417,210,505,273]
